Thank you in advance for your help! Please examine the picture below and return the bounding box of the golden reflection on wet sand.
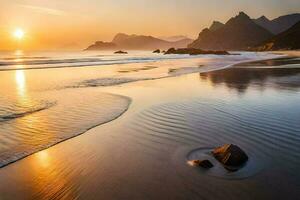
[36,151,51,168]
[15,70,26,98]
[29,150,78,199]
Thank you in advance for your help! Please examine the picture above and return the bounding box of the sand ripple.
[127,97,300,176]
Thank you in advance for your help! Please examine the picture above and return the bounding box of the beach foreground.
[0,53,299,199]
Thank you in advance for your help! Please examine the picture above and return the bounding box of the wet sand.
[0,55,300,199]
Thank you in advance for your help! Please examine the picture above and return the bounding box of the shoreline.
[0,51,281,72]
[0,92,132,169]
[0,53,286,169]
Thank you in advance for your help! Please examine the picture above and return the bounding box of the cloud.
[18,4,67,16]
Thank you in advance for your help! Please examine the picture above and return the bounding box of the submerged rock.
[164,48,229,55]
[114,50,128,54]
[212,144,248,169]
[153,49,160,53]
[193,159,214,169]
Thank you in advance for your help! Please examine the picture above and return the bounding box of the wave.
[0,54,196,71]
[2,56,50,60]
[67,56,285,89]
[0,58,103,66]
[0,92,131,168]
[0,52,276,71]
[67,78,141,88]
[0,101,56,122]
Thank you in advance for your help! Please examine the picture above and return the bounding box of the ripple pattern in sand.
[127,97,300,174]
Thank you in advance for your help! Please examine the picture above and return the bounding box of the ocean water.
[0,50,299,199]
[0,50,232,71]
[120,57,300,199]
[0,50,281,167]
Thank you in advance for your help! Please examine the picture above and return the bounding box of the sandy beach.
[0,52,299,199]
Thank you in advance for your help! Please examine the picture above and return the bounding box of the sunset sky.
[0,0,299,50]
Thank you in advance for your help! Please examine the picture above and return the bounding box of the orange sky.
[0,0,299,50]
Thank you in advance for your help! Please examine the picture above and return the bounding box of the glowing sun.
[13,29,25,40]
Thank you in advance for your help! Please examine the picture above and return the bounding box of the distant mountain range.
[189,12,300,51]
[254,13,300,34]
[86,12,300,51]
[158,35,192,42]
[255,21,300,51]
[85,33,193,50]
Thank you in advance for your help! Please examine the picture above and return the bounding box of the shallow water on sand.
[0,51,276,167]
[0,52,299,200]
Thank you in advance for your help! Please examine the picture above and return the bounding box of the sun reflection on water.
[15,70,27,98]
[35,151,52,169]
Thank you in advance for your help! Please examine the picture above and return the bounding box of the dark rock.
[212,144,248,168]
[168,68,177,73]
[114,50,128,54]
[165,48,176,54]
[153,49,161,53]
[193,160,214,169]
[164,48,229,55]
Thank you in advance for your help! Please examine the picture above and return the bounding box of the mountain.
[86,33,192,50]
[188,12,273,51]
[85,41,117,50]
[255,21,300,51]
[111,33,193,50]
[111,33,170,50]
[159,35,193,42]
[209,21,224,31]
[254,16,272,32]
[254,13,300,34]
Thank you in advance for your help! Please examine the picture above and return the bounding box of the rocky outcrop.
[164,48,229,55]
[212,144,248,169]
[153,49,160,53]
[114,50,128,54]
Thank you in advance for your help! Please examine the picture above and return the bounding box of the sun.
[13,29,25,40]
